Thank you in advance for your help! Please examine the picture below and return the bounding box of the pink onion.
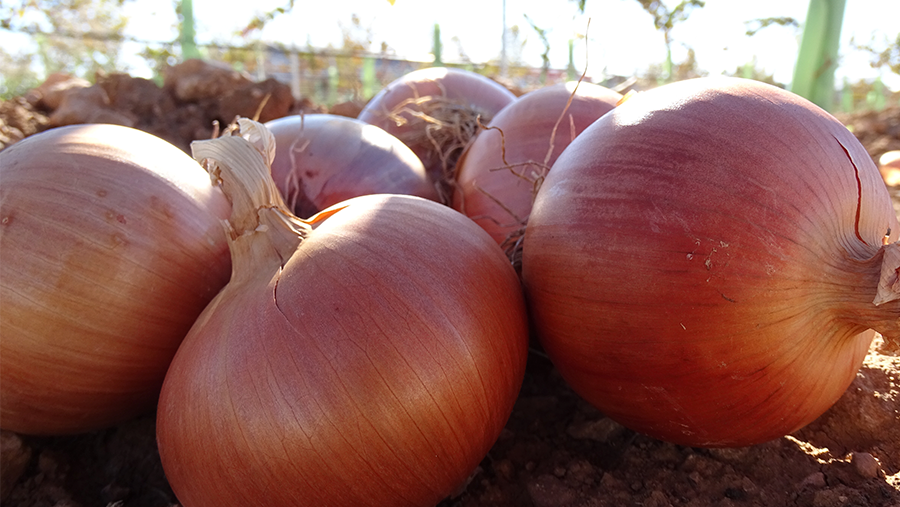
[879,150,900,187]
[265,114,438,218]
[0,124,231,435]
[453,81,622,254]
[357,67,517,202]
[157,119,529,507]
[522,77,900,447]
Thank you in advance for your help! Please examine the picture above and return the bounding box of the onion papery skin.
[452,81,622,248]
[157,188,529,506]
[357,67,517,201]
[521,77,900,448]
[0,124,232,435]
[265,114,439,218]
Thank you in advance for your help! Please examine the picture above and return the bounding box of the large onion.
[0,124,231,435]
[265,114,438,218]
[357,67,517,202]
[522,77,900,447]
[157,119,529,507]
[453,81,622,254]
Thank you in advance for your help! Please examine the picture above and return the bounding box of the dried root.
[386,83,491,204]
[464,120,554,273]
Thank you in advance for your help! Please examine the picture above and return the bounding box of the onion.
[157,119,529,507]
[264,114,438,218]
[521,77,900,447]
[0,124,232,435]
[357,67,517,202]
[452,81,622,257]
[879,150,900,187]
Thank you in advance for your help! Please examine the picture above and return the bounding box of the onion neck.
[191,119,311,275]
[843,242,900,344]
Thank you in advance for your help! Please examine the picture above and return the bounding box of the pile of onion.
[264,113,438,218]
[156,119,529,507]
[452,81,622,259]
[522,77,900,447]
[357,67,517,202]
[0,124,232,435]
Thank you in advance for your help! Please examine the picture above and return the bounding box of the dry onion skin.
[452,81,622,256]
[156,119,529,507]
[357,67,517,203]
[0,124,232,435]
[521,77,900,447]
[265,114,438,218]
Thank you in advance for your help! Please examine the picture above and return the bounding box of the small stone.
[600,472,623,489]
[527,474,578,507]
[0,431,32,501]
[493,459,516,482]
[566,417,625,443]
[644,490,671,507]
[812,489,849,507]
[707,447,750,462]
[38,452,58,475]
[741,476,758,494]
[567,459,595,484]
[688,471,701,484]
[850,452,880,478]
[799,472,827,489]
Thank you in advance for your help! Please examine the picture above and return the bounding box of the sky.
[5,0,900,90]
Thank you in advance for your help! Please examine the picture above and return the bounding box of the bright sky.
[6,0,900,90]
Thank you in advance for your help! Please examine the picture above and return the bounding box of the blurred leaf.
[852,32,900,75]
[524,14,551,74]
[0,47,43,99]
[1,0,133,79]
[241,1,293,36]
[636,0,705,36]
[745,17,799,37]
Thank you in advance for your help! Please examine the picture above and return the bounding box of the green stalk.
[361,57,376,100]
[327,62,338,106]
[433,23,443,66]
[868,77,886,111]
[179,0,201,60]
[840,78,853,112]
[790,0,846,111]
[567,39,577,81]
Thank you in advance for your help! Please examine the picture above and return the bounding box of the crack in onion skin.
[452,81,622,250]
[521,77,900,448]
[265,114,439,219]
[0,124,232,435]
[157,120,529,507]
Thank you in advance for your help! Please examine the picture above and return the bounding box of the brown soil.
[1,70,898,507]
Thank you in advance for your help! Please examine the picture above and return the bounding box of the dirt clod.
[1,431,32,501]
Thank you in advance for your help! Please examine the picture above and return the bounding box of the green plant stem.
[790,0,847,111]
[179,0,201,60]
